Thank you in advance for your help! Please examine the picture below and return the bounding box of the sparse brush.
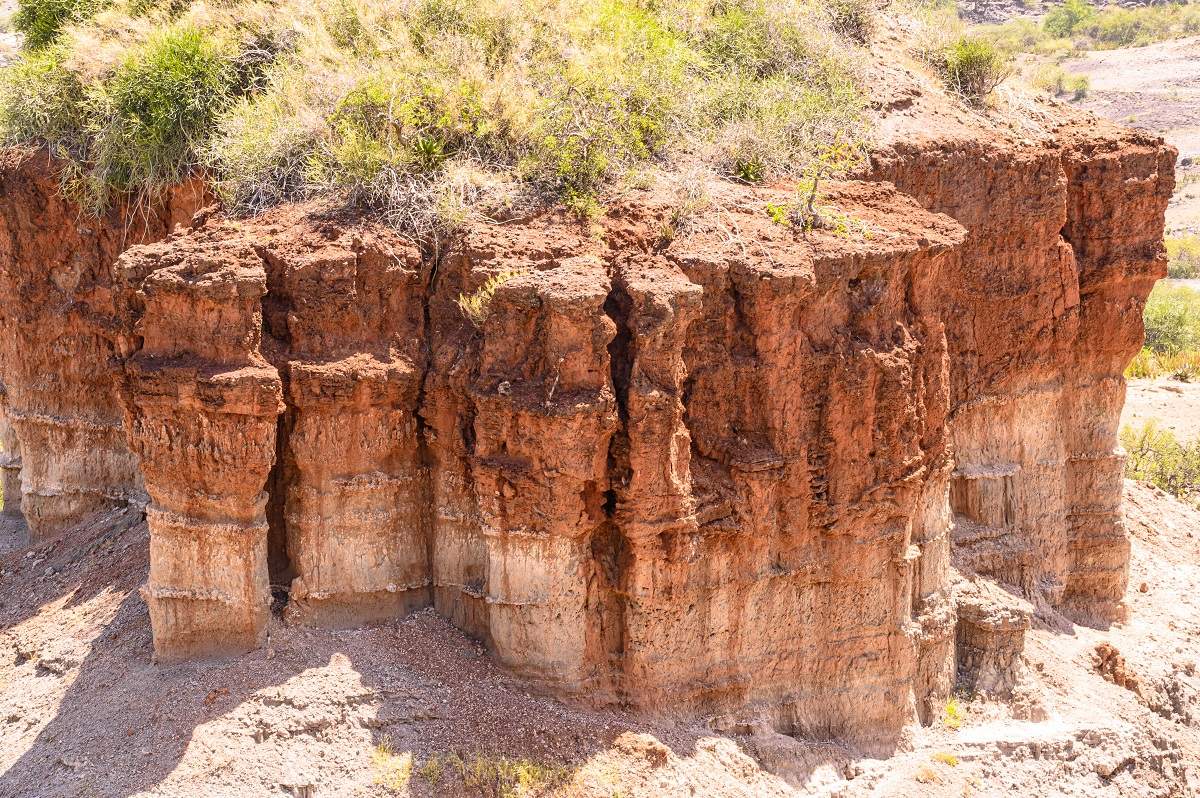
[1143,283,1200,357]
[1,0,870,237]
[456,269,526,328]
[1122,420,1200,507]
[371,738,413,791]
[825,0,875,43]
[1125,348,1200,381]
[982,0,1200,55]
[1069,74,1089,100]
[932,751,959,767]
[417,753,444,786]
[943,697,965,730]
[931,36,1012,103]
[656,173,710,246]
[1167,235,1200,279]
[914,763,943,784]
[459,754,573,798]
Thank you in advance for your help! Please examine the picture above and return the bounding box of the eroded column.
[115,239,282,661]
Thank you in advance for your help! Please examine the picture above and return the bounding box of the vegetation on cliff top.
[0,0,874,238]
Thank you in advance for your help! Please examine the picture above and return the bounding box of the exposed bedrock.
[0,107,1174,750]
[871,116,1174,626]
[0,153,206,542]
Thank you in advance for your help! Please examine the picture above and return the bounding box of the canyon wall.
[0,153,205,542]
[871,113,1175,627]
[0,104,1173,752]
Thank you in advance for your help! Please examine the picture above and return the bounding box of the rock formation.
[0,103,1173,753]
[0,152,205,543]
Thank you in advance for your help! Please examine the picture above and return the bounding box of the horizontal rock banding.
[0,103,1173,751]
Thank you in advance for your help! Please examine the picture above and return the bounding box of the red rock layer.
[871,116,1174,626]
[0,153,205,541]
[0,106,1172,751]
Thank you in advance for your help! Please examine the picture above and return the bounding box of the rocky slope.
[0,38,1181,795]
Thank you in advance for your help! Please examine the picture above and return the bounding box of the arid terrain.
[0,1,1197,796]
[0,481,1197,797]
[1065,36,1200,238]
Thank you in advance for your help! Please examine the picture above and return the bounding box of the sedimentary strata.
[0,109,1172,751]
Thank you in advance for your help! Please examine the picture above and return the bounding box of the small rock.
[1139,582,1149,593]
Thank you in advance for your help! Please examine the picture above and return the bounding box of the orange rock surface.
[0,106,1173,753]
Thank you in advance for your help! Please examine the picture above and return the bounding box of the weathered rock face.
[0,153,205,542]
[871,114,1175,627]
[111,234,282,662]
[0,102,1173,752]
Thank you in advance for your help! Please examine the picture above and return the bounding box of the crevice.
[255,243,296,599]
[264,405,294,592]
[586,274,637,700]
[414,237,450,611]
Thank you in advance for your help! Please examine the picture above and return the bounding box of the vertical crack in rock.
[588,270,636,700]
[255,227,432,628]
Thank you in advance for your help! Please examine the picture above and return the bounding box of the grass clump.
[928,35,1012,103]
[1126,348,1200,381]
[1,0,871,240]
[453,753,573,798]
[824,0,875,43]
[1122,420,1200,506]
[417,753,445,786]
[1167,235,1200,279]
[932,751,960,767]
[13,0,109,49]
[942,697,966,730]
[1030,64,1089,99]
[456,269,526,328]
[371,738,413,792]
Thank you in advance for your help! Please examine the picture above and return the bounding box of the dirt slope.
[0,481,1195,797]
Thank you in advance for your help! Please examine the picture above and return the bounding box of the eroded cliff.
[0,106,1174,755]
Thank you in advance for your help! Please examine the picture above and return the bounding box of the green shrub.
[1069,74,1089,99]
[1043,0,1096,39]
[13,0,110,49]
[83,23,235,207]
[825,0,875,43]
[1143,282,1200,356]
[1167,235,1200,279]
[1122,420,1200,506]
[932,36,1012,102]
[0,44,87,152]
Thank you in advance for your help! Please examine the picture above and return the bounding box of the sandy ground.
[0,486,1197,797]
[1123,378,1200,443]
[1064,36,1200,235]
